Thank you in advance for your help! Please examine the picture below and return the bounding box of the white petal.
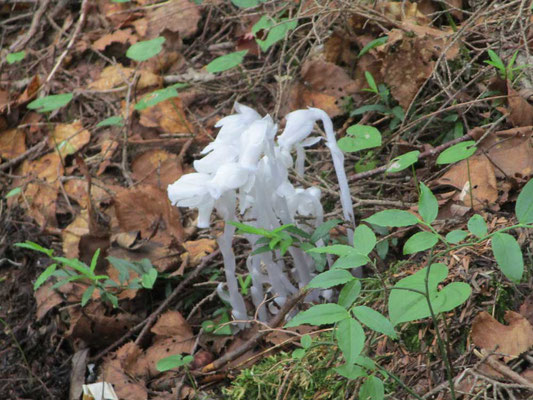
[194,145,239,173]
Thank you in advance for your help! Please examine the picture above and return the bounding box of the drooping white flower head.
[202,102,261,154]
[193,144,239,174]
[238,116,276,171]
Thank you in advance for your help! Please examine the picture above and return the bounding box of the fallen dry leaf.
[20,152,64,183]
[508,83,533,127]
[0,129,26,159]
[100,356,148,400]
[435,155,498,209]
[89,64,162,91]
[131,149,183,189]
[472,311,533,362]
[62,211,89,259]
[50,120,90,158]
[181,239,217,265]
[139,97,193,134]
[92,28,138,51]
[34,282,63,321]
[21,183,58,227]
[145,0,200,39]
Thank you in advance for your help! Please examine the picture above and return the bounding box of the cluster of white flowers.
[168,104,354,323]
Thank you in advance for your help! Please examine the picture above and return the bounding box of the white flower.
[238,117,274,171]
[201,102,261,154]
[194,144,239,174]
[208,162,250,199]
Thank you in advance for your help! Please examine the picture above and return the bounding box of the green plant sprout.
[15,241,159,308]
[485,49,527,81]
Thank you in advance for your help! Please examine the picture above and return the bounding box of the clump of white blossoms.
[168,104,354,324]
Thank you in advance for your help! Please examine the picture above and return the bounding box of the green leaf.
[516,179,533,224]
[134,85,182,110]
[338,125,382,153]
[5,187,22,198]
[156,354,189,372]
[202,320,215,333]
[27,93,73,113]
[403,231,439,255]
[231,0,259,7]
[436,141,477,164]
[388,263,471,325]
[418,183,438,224]
[376,240,389,259]
[89,249,100,273]
[386,150,420,173]
[15,241,54,256]
[256,19,297,52]
[292,348,306,359]
[350,104,389,116]
[467,214,487,238]
[445,230,468,244]
[251,15,273,35]
[301,334,312,349]
[363,210,418,227]
[213,311,233,335]
[307,270,354,289]
[306,244,355,256]
[485,49,505,71]
[34,264,57,290]
[6,51,25,64]
[338,280,362,309]
[126,36,165,61]
[335,318,365,364]
[311,219,342,243]
[334,363,367,380]
[491,233,524,283]
[332,252,370,269]
[54,257,93,277]
[351,306,397,339]
[96,116,124,127]
[206,50,247,73]
[285,304,350,327]
[229,221,272,237]
[352,224,376,255]
[81,286,95,307]
[364,71,378,93]
[141,268,158,289]
[359,376,385,400]
[359,36,388,57]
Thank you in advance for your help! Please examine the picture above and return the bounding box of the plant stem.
[375,362,424,400]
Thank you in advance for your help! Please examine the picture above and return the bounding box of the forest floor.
[2,0,533,399]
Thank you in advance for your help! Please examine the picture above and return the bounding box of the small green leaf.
[445,230,468,244]
[301,334,312,349]
[516,179,533,224]
[311,219,342,243]
[229,221,271,237]
[292,348,306,359]
[492,232,524,283]
[418,183,438,224]
[202,320,216,333]
[338,125,382,153]
[96,116,124,127]
[386,150,420,173]
[251,15,273,35]
[126,36,165,61]
[363,210,418,227]
[156,354,188,372]
[285,304,350,327]
[436,141,477,164]
[231,0,259,7]
[6,51,25,64]
[81,286,95,307]
[338,280,362,309]
[359,37,388,57]
[332,252,370,269]
[307,269,354,289]
[334,363,367,380]
[351,306,397,339]
[134,85,183,110]
[141,268,158,289]
[364,71,378,93]
[403,231,438,254]
[15,241,54,256]
[256,19,297,52]
[5,187,22,198]
[485,49,505,71]
[352,224,376,255]
[206,50,248,73]
[34,264,57,290]
[350,104,389,116]
[89,249,101,273]
[335,318,365,364]
[467,214,487,238]
[213,312,233,335]
[306,244,355,256]
[27,93,73,113]
[359,376,385,400]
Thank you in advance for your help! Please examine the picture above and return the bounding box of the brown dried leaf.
[64,178,112,209]
[151,311,194,340]
[435,155,498,209]
[139,97,193,134]
[508,83,533,127]
[99,357,148,400]
[17,75,41,104]
[34,282,63,321]
[131,149,183,189]
[20,152,64,183]
[89,64,162,91]
[472,311,533,361]
[0,129,26,159]
[22,183,58,227]
[62,211,89,259]
[92,28,138,51]
[181,239,217,265]
[50,121,90,157]
[146,0,200,39]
